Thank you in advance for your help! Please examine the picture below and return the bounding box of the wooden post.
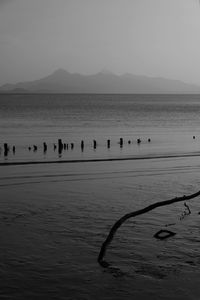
[58,139,63,154]
[43,142,47,153]
[107,139,110,149]
[81,140,84,151]
[4,143,9,156]
[120,138,123,147]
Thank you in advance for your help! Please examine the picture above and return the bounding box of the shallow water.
[1,94,200,299]
[1,94,200,163]
[1,157,200,299]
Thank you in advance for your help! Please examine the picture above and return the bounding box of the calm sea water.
[1,93,200,162]
[1,94,200,299]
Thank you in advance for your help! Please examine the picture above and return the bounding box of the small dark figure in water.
[12,146,16,154]
[53,143,57,151]
[93,140,97,149]
[28,146,31,151]
[33,145,37,152]
[128,140,131,144]
[193,136,196,139]
[137,138,141,144]
[71,143,74,150]
[148,138,151,142]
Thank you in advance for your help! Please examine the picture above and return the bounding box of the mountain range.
[1,69,200,94]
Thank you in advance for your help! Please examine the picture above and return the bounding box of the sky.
[0,0,200,85]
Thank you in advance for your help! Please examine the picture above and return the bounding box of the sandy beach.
[1,155,200,299]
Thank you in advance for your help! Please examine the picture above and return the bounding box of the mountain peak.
[99,69,115,75]
[52,68,70,76]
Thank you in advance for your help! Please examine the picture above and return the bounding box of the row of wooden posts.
[56,137,150,152]
[1,138,151,157]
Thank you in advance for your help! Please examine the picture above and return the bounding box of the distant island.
[1,69,200,94]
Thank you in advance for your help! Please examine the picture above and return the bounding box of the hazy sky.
[0,0,200,85]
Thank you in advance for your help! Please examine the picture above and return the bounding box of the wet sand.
[1,156,200,299]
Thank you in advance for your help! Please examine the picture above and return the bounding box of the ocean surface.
[1,93,200,163]
[1,94,200,299]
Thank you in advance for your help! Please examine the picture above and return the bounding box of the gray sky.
[0,0,200,85]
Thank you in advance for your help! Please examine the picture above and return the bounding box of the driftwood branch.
[98,190,200,268]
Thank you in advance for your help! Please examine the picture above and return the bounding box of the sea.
[1,94,200,299]
[1,93,200,163]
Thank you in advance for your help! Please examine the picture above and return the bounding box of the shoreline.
[1,150,200,166]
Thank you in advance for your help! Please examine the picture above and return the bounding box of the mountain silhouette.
[1,69,200,93]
